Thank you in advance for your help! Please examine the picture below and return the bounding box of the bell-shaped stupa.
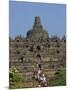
[27,16,49,40]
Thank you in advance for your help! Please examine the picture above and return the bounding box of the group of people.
[34,63,48,87]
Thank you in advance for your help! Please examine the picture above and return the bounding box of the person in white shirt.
[42,74,47,83]
[41,74,48,87]
[37,69,42,79]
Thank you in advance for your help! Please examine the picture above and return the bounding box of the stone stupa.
[27,16,49,40]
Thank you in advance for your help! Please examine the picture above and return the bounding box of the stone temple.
[9,16,66,86]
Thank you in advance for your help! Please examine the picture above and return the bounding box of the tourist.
[37,63,42,70]
[38,63,42,70]
[41,74,47,87]
[37,69,42,79]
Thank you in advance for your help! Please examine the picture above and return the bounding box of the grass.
[9,67,66,88]
[48,69,66,86]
